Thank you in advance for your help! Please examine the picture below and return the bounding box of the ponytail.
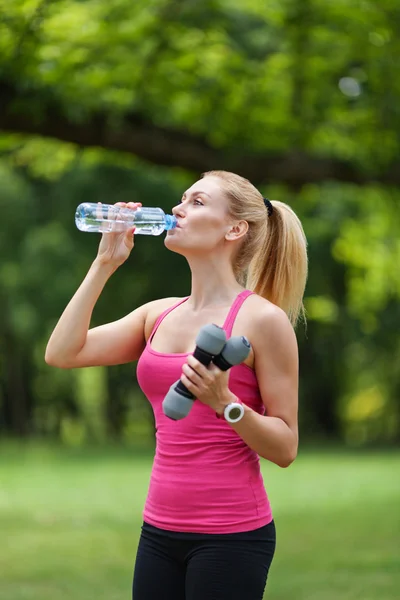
[202,171,308,327]
[246,201,308,327]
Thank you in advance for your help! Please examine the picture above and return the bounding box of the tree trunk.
[2,330,32,436]
[1,78,399,187]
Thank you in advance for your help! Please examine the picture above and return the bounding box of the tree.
[0,0,399,444]
[1,0,400,186]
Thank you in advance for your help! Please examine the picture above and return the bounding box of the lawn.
[0,444,399,600]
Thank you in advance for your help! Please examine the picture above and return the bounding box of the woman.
[45,170,308,600]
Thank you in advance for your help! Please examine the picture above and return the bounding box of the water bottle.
[75,202,177,235]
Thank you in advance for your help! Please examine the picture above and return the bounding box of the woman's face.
[164,177,233,256]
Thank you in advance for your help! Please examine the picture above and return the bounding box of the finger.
[187,355,209,375]
[180,373,198,394]
[123,227,135,245]
[96,201,103,220]
[109,203,126,232]
[115,202,138,231]
[185,361,215,389]
[182,363,203,385]
[107,202,117,232]
[207,362,223,375]
[96,202,109,233]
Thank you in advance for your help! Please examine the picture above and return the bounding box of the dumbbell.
[162,324,251,421]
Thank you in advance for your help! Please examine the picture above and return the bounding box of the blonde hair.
[202,171,308,327]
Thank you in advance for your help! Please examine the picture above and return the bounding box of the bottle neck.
[164,214,177,230]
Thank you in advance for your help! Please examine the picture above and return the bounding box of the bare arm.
[178,303,299,468]
[45,200,172,369]
[229,307,299,467]
[45,259,149,368]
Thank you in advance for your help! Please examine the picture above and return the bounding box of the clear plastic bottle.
[75,202,177,236]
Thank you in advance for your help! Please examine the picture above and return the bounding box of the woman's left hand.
[180,355,236,415]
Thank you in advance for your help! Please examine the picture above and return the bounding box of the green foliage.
[0,0,399,444]
[1,0,400,162]
[333,187,400,324]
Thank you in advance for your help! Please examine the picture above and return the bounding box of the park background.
[0,1,399,599]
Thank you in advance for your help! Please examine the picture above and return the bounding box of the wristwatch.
[218,400,245,423]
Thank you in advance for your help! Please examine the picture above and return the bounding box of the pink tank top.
[136,290,273,534]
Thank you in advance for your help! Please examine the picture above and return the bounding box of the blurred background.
[0,1,399,599]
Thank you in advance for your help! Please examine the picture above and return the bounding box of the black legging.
[132,520,276,600]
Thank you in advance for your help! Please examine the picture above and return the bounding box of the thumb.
[124,227,135,248]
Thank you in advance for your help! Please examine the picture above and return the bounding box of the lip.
[167,222,181,233]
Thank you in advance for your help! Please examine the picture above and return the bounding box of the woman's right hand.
[95,201,142,267]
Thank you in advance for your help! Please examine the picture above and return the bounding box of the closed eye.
[179,197,204,206]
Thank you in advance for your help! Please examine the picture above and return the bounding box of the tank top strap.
[222,290,254,337]
[149,297,189,343]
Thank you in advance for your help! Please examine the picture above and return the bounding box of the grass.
[0,443,399,600]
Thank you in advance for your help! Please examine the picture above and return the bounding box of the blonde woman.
[46,171,308,600]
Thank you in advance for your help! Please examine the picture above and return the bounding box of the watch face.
[228,406,242,420]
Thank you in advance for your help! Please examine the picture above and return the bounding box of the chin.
[164,234,185,254]
[164,233,204,257]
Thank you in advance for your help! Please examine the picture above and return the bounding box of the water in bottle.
[75,202,177,236]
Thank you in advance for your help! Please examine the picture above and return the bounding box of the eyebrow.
[182,190,212,199]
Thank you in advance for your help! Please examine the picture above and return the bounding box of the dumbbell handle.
[172,346,219,400]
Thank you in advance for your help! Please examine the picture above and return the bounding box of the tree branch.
[0,78,398,187]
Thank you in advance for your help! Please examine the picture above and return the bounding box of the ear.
[225,220,248,241]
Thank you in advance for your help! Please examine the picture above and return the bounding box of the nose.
[172,203,186,219]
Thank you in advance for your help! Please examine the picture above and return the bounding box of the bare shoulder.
[244,294,297,350]
[143,296,186,340]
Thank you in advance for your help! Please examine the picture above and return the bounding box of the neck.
[185,256,245,311]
